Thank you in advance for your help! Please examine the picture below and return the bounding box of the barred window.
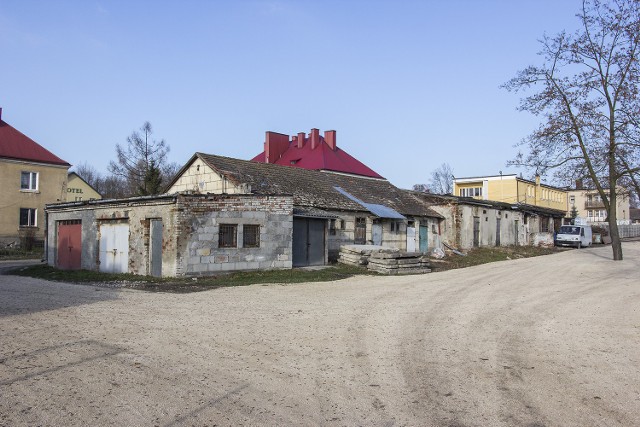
[243,224,260,248]
[219,224,237,248]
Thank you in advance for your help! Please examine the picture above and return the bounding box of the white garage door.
[99,223,129,273]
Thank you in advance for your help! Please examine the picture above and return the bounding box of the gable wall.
[168,158,246,194]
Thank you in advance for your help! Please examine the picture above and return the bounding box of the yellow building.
[453,174,567,212]
[0,110,70,246]
[67,172,102,202]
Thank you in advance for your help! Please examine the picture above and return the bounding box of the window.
[21,171,38,191]
[390,221,402,233]
[19,208,37,227]
[218,224,237,248]
[569,195,575,205]
[243,224,260,248]
[329,219,336,235]
[340,219,345,230]
[459,187,482,197]
[354,217,366,244]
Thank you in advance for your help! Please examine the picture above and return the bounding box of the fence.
[599,224,640,238]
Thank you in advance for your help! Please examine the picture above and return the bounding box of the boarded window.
[219,224,237,248]
[19,208,37,227]
[243,224,260,248]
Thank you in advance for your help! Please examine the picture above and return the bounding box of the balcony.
[585,200,605,209]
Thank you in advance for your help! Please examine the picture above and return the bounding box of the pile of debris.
[338,245,431,275]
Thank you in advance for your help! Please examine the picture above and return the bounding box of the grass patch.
[7,246,563,292]
[8,263,374,293]
[0,247,44,260]
[430,245,561,272]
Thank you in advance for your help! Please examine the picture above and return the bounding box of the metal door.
[406,226,416,252]
[473,217,480,247]
[419,225,428,253]
[496,218,501,246]
[99,223,129,273]
[57,220,81,270]
[293,218,326,267]
[149,219,163,277]
[372,222,382,246]
[514,220,519,245]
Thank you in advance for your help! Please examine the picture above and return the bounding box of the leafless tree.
[412,183,429,193]
[503,0,640,261]
[108,122,170,196]
[428,163,454,195]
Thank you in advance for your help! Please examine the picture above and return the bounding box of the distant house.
[0,109,70,246]
[67,172,102,202]
[251,128,383,179]
[566,182,631,225]
[630,208,640,224]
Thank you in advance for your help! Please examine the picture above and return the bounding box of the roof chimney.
[264,131,289,164]
[310,128,320,150]
[324,130,336,151]
[297,132,305,148]
[0,107,3,121]
[575,179,583,190]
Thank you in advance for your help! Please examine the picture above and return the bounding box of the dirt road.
[1,243,639,426]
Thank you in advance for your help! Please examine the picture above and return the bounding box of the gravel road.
[1,243,639,426]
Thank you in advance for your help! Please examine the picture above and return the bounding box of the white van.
[555,225,592,248]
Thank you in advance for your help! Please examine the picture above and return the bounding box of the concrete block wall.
[175,194,293,275]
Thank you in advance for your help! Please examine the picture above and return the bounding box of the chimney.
[297,132,305,148]
[0,107,3,121]
[310,128,320,149]
[324,130,336,151]
[535,174,540,186]
[264,131,289,164]
[575,179,583,190]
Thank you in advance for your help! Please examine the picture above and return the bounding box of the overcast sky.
[0,0,582,189]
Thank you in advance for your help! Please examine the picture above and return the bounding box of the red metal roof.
[0,119,70,166]
[251,130,383,179]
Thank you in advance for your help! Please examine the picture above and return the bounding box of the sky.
[0,0,583,190]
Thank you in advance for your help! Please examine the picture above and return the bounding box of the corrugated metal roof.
[0,119,70,166]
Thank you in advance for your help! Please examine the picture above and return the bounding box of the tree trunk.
[608,185,623,261]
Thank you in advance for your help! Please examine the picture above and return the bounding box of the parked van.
[555,224,592,248]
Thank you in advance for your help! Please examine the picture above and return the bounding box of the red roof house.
[0,108,70,245]
[0,111,70,166]
[251,128,383,179]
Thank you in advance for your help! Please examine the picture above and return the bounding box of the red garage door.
[57,220,82,270]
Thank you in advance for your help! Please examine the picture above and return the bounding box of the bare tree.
[503,0,640,261]
[108,122,170,196]
[428,163,454,195]
[73,162,101,189]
